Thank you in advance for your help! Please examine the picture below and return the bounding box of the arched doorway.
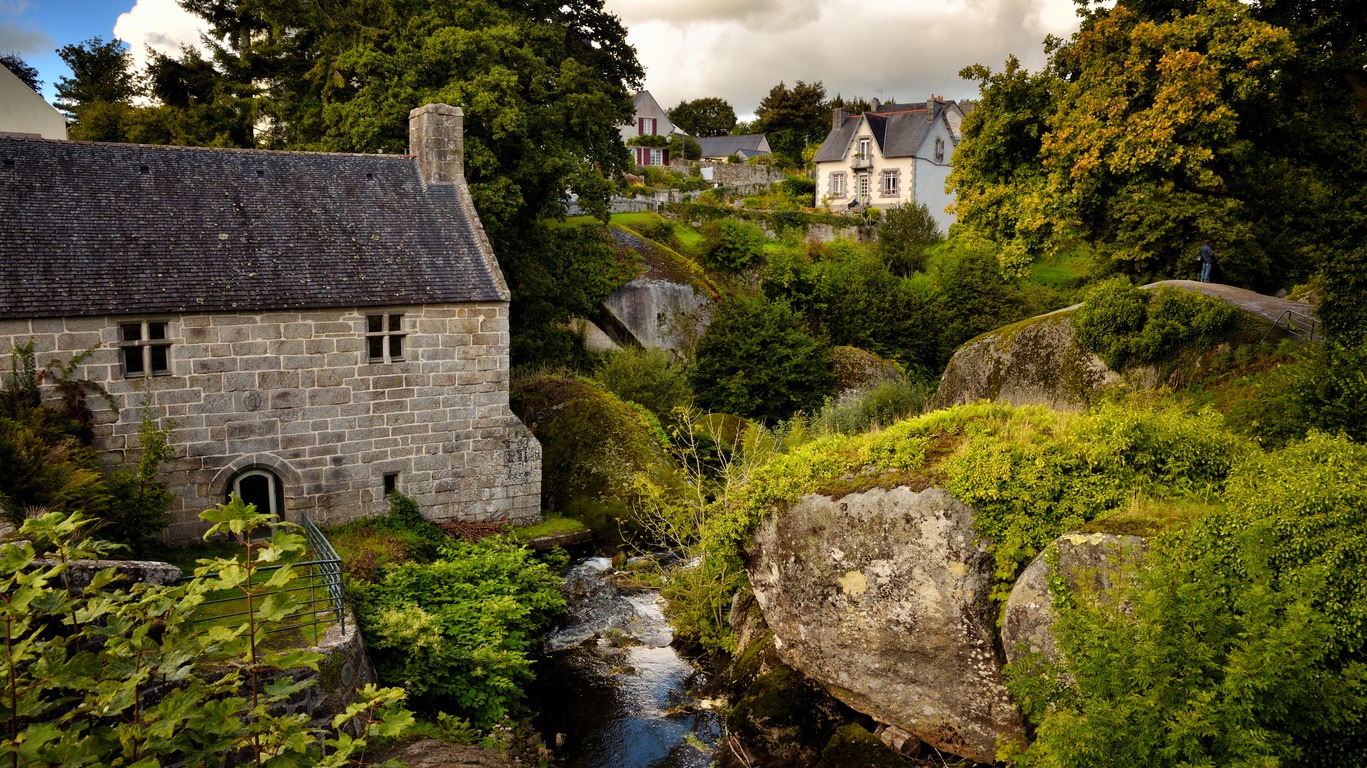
[227,468,285,518]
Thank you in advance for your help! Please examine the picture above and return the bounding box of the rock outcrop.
[932,311,1119,412]
[746,487,1025,763]
[1002,531,1147,665]
[601,278,710,356]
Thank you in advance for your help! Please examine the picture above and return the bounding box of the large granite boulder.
[746,486,1025,763]
[601,278,711,356]
[1002,531,1148,665]
[933,311,1120,412]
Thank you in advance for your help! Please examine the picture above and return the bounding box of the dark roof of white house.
[0,136,503,320]
[696,134,770,157]
[812,101,955,164]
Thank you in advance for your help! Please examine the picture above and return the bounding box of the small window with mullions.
[366,313,406,363]
[119,321,172,377]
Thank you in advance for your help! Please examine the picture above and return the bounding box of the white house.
[0,65,67,140]
[618,90,680,167]
[812,97,965,234]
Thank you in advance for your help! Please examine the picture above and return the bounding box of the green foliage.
[0,53,39,91]
[700,218,767,271]
[1071,277,1150,368]
[808,254,945,373]
[926,234,1033,357]
[877,201,944,276]
[54,37,136,114]
[781,176,816,200]
[511,372,684,542]
[102,411,176,554]
[592,346,693,424]
[1074,280,1237,369]
[1291,340,1367,442]
[1005,433,1367,767]
[627,134,669,148]
[944,400,1248,598]
[691,296,833,423]
[755,80,828,166]
[506,221,639,367]
[813,379,931,436]
[667,133,702,161]
[348,536,566,727]
[667,97,737,137]
[0,504,412,767]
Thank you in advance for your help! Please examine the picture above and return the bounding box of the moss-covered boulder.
[510,373,683,544]
[831,346,902,394]
[932,311,1119,413]
[723,666,854,768]
[816,725,918,768]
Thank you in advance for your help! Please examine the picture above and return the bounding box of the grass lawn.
[1030,251,1092,290]
[510,515,588,542]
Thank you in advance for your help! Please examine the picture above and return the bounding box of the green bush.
[701,218,767,271]
[926,234,1032,356]
[1005,432,1367,766]
[1071,277,1150,368]
[1073,280,1237,369]
[781,176,816,200]
[810,255,946,373]
[813,378,931,436]
[1291,340,1367,442]
[349,535,566,728]
[592,346,693,423]
[691,296,833,423]
[878,201,943,276]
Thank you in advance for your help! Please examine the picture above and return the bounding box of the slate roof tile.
[0,137,503,320]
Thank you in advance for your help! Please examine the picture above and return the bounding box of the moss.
[831,346,902,392]
[727,666,850,762]
[510,373,685,545]
[816,724,916,768]
[510,515,589,541]
[608,222,715,296]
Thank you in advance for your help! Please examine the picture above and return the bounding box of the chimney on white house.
[870,98,881,113]
[832,106,848,131]
[408,103,463,185]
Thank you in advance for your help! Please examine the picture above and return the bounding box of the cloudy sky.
[3,0,1082,117]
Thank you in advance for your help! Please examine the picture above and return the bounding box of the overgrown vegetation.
[0,500,411,767]
[1073,279,1238,369]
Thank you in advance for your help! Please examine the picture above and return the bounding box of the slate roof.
[812,102,953,164]
[696,134,770,158]
[0,137,503,320]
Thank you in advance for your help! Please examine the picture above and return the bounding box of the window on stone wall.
[119,321,172,377]
[366,313,406,363]
[881,171,900,196]
[830,172,846,196]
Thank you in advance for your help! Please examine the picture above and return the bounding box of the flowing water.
[532,557,722,768]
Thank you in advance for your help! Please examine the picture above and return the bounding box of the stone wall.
[698,161,784,189]
[0,302,541,541]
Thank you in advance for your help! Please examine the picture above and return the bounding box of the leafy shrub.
[1004,432,1367,766]
[329,493,443,580]
[0,505,411,767]
[810,255,946,373]
[926,234,1032,356]
[781,176,816,199]
[701,218,767,271]
[592,346,693,423]
[1071,277,1149,368]
[102,413,176,555]
[691,296,833,423]
[813,378,931,436]
[1291,340,1367,442]
[349,536,566,727]
[878,201,943,275]
[1073,280,1237,369]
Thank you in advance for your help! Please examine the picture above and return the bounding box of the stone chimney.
[870,98,881,113]
[832,106,848,131]
[408,103,463,185]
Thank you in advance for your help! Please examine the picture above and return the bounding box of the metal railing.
[1261,308,1319,344]
[183,512,345,637]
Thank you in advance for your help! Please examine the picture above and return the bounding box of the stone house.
[0,103,541,542]
[812,97,966,233]
[618,90,680,167]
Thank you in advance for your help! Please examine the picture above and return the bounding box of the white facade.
[619,91,679,167]
[0,66,67,139]
[814,101,962,235]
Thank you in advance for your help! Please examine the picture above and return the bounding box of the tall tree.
[54,37,137,113]
[0,52,40,91]
[667,97,736,136]
[754,80,828,166]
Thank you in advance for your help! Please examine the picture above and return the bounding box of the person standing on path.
[1198,240,1215,283]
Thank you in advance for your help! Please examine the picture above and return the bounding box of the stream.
[531,557,723,768]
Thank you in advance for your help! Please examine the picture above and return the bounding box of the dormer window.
[858,137,871,158]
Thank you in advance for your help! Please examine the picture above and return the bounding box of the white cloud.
[112,0,208,73]
[606,0,1082,118]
